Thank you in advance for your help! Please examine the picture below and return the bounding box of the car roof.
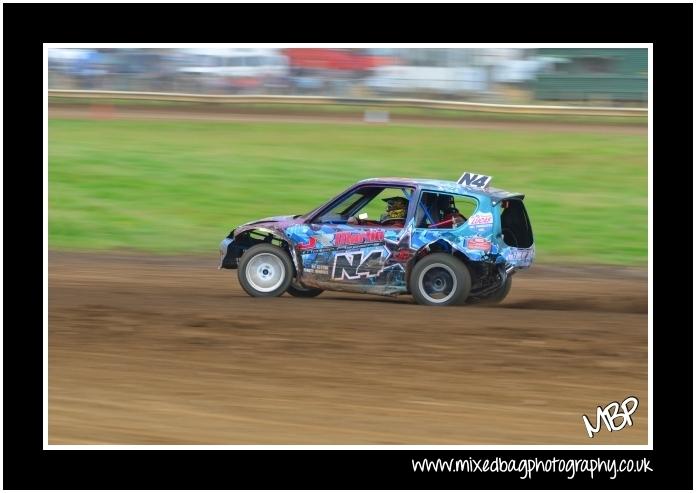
[356,177,525,201]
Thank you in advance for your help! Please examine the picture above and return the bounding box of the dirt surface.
[49,251,648,445]
[48,105,647,135]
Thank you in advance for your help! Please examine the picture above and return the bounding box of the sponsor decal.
[297,237,317,250]
[383,225,415,266]
[298,230,384,252]
[332,249,384,280]
[303,263,329,275]
[468,212,493,228]
[466,237,492,251]
[391,249,413,262]
[505,248,534,262]
[334,230,384,247]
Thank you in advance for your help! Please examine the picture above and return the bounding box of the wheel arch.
[408,239,477,285]
[234,227,301,275]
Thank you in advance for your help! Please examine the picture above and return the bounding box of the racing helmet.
[381,196,408,220]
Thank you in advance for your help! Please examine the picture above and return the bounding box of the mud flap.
[219,238,242,269]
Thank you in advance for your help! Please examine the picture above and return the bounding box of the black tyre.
[286,279,323,298]
[467,276,512,305]
[409,253,471,306]
[486,276,512,304]
[237,244,293,297]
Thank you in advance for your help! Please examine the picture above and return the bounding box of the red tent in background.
[281,49,396,71]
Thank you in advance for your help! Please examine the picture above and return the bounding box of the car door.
[295,185,415,294]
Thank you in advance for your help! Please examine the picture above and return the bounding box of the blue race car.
[219,172,534,306]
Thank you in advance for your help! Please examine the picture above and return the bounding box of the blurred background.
[48,47,648,265]
[49,47,648,105]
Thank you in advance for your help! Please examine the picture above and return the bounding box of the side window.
[416,191,478,229]
[313,186,413,226]
[314,190,372,224]
[360,187,414,224]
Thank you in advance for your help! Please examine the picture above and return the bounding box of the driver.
[379,196,408,225]
[348,196,408,227]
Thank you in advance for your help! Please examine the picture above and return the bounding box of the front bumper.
[219,237,240,269]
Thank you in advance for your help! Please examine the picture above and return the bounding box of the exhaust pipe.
[505,265,516,276]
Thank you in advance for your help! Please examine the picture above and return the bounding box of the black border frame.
[4,2,693,489]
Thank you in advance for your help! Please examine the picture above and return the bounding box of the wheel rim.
[245,253,285,293]
[418,263,457,304]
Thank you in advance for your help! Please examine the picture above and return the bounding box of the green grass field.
[49,118,648,265]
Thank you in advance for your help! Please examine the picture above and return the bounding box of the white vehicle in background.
[48,48,92,66]
[493,57,557,84]
[175,48,289,92]
[365,65,487,98]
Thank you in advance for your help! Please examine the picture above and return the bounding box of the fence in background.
[48,90,648,118]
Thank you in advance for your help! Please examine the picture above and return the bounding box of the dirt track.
[49,251,648,445]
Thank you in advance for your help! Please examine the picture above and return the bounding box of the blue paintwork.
[222,177,534,296]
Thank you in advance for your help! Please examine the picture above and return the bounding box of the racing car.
[219,172,534,306]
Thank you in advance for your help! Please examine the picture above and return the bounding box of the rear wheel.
[286,279,323,298]
[238,244,293,297]
[409,253,471,306]
[486,276,512,304]
[468,276,512,305]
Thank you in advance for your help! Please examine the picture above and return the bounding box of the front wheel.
[409,253,471,306]
[237,244,293,297]
[286,279,323,298]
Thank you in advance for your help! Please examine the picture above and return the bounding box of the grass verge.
[49,118,647,265]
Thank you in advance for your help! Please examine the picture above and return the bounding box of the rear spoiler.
[491,193,525,205]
